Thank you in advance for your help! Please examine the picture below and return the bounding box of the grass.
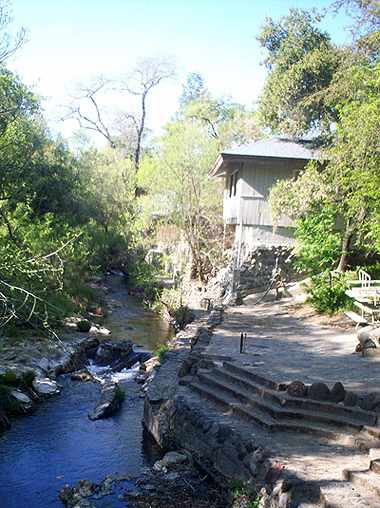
[114,385,125,402]
[155,344,169,364]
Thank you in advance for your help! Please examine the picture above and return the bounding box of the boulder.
[10,389,33,410]
[308,382,330,401]
[344,391,358,407]
[73,479,98,498]
[359,393,380,411]
[153,451,188,471]
[286,380,307,398]
[59,484,73,505]
[363,346,380,358]
[88,381,124,420]
[358,326,377,349]
[87,339,134,368]
[330,382,345,403]
[33,377,61,397]
[369,327,380,347]
[71,369,99,383]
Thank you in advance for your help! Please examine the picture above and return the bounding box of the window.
[229,170,238,197]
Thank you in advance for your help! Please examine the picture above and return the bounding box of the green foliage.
[293,205,343,274]
[114,385,125,402]
[0,369,36,388]
[160,288,193,329]
[0,369,35,416]
[269,161,332,224]
[330,61,380,253]
[306,271,354,315]
[0,384,11,401]
[229,479,260,507]
[0,370,17,386]
[139,117,224,281]
[77,320,91,333]
[6,399,23,416]
[21,370,36,387]
[257,8,340,134]
[179,72,205,108]
[155,344,169,364]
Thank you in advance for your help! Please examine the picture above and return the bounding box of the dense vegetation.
[264,0,380,312]
[1,0,379,336]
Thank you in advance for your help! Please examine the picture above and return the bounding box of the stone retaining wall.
[236,246,296,298]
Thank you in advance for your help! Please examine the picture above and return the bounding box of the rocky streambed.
[0,274,176,507]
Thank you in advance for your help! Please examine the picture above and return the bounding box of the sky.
[7,0,353,145]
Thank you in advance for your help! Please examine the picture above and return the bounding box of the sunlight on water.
[87,360,141,384]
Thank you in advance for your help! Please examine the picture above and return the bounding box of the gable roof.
[210,136,323,177]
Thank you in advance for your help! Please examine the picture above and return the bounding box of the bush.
[306,271,355,315]
[293,205,343,275]
[0,370,17,386]
[160,288,193,329]
[21,370,36,388]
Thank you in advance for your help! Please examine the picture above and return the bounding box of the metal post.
[240,332,246,354]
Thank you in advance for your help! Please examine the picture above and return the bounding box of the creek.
[0,273,173,508]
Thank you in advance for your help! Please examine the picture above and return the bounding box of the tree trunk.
[336,207,365,273]
[336,229,352,273]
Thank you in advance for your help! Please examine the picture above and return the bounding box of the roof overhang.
[209,153,319,178]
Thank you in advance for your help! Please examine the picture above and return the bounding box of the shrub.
[0,369,36,389]
[306,271,355,315]
[21,370,36,388]
[160,288,193,329]
[229,479,260,507]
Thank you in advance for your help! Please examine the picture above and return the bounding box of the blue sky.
[8,0,352,142]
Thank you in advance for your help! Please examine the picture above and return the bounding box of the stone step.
[321,480,380,508]
[220,362,378,425]
[371,459,380,476]
[188,380,374,446]
[344,468,380,499]
[361,425,380,441]
[223,360,287,392]
[198,371,368,432]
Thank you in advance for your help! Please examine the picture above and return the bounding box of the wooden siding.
[223,160,302,227]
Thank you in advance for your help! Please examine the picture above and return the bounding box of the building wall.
[223,159,307,250]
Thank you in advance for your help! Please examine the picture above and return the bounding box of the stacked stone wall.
[236,246,296,298]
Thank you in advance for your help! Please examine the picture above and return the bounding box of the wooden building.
[210,136,322,262]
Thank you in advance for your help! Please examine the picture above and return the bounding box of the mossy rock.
[77,320,92,333]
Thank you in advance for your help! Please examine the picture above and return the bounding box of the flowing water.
[0,274,173,508]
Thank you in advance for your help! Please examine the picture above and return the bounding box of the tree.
[257,9,340,135]
[0,1,27,63]
[329,61,380,266]
[179,72,205,108]
[64,56,176,174]
[178,80,261,147]
[138,117,223,280]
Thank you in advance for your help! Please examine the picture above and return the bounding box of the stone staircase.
[188,360,380,507]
